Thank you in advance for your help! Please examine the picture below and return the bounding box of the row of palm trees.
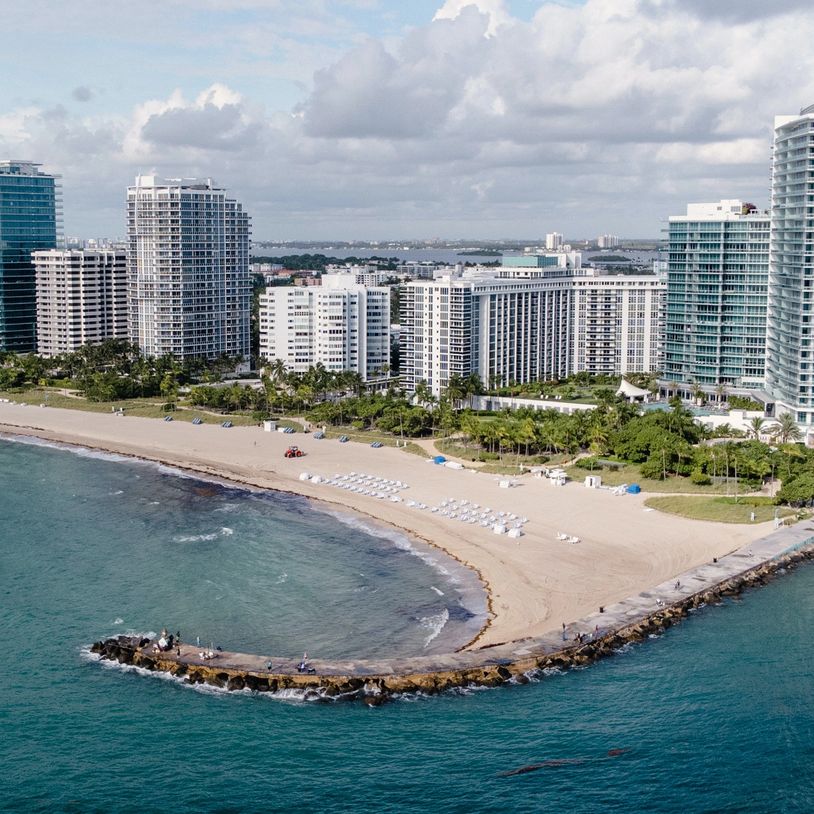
[747,414,802,444]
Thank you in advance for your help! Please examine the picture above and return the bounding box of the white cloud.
[4,0,814,238]
[128,85,263,156]
[433,0,510,36]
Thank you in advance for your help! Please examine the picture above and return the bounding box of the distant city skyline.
[3,0,814,239]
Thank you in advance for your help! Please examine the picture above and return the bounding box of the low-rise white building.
[33,248,128,356]
[258,274,390,380]
[324,264,393,287]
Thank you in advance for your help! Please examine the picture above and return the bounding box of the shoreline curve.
[90,531,814,703]
[0,401,790,651]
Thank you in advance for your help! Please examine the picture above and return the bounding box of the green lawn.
[0,388,260,426]
[435,436,564,468]
[565,462,756,495]
[644,495,798,524]
[319,426,430,457]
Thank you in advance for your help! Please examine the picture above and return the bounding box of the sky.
[3,0,814,240]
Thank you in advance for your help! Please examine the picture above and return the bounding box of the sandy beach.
[0,401,770,649]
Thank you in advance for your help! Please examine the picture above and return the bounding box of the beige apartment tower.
[33,248,127,356]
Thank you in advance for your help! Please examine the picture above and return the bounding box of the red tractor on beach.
[284,445,304,458]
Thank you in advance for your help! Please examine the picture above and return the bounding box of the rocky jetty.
[90,537,814,703]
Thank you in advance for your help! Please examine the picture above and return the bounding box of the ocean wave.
[420,607,450,648]
[80,646,358,704]
[173,533,219,543]
[318,506,459,582]
[1,433,135,464]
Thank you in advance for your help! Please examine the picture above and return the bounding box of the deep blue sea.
[2,437,814,813]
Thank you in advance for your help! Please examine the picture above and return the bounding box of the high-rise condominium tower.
[766,106,814,424]
[127,175,250,361]
[400,255,664,398]
[33,249,128,357]
[662,200,769,400]
[258,274,390,380]
[0,161,60,352]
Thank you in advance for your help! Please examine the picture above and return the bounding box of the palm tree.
[747,416,766,440]
[465,373,484,409]
[459,413,481,452]
[518,417,537,459]
[773,412,802,444]
[414,380,434,411]
[714,383,728,405]
[444,374,467,411]
[267,358,288,385]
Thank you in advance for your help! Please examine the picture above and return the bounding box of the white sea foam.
[430,586,445,596]
[276,572,288,584]
[319,506,456,581]
[173,532,219,543]
[80,646,351,704]
[220,527,234,536]
[113,618,124,625]
[1,433,135,464]
[420,607,449,648]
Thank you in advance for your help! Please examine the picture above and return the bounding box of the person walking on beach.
[562,623,567,641]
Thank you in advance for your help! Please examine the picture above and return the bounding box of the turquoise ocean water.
[2,437,814,813]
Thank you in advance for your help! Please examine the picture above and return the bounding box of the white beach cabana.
[616,379,652,403]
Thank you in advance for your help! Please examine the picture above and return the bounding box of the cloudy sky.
[3,0,814,240]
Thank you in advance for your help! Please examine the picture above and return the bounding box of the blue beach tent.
[626,483,642,494]
[433,455,447,465]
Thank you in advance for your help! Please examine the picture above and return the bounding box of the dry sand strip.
[0,401,770,648]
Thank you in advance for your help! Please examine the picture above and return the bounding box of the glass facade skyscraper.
[766,106,814,424]
[662,200,769,399]
[0,161,60,352]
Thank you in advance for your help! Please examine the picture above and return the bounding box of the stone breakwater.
[91,529,814,704]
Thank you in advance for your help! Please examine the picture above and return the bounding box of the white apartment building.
[33,249,127,357]
[258,274,390,380]
[127,175,251,361]
[324,264,393,287]
[545,232,564,251]
[597,234,620,249]
[401,257,664,397]
[571,274,663,376]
